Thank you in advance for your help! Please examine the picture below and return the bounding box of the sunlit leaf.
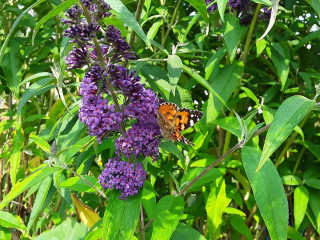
[257,95,315,171]
[242,147,288,240]
[152,195,184,240]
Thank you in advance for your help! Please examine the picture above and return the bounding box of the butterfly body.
[157,102,203,146]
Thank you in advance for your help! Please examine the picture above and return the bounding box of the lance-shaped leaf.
[32,0,78,44]
[0,211,26,231]
[294,186,309,230]
[0,166,60,210]
[184,0,209,23]
[223,14,242,63]
[34,218,87,240]
[27,176,52,233]
[102,190,141,240]
[105,0,150,48]
[217,0,229,21]
[206,178,231,239]
[257,95,315,171]
[167,55,182,94]
[242,147,288,240]
[152,195,184,240]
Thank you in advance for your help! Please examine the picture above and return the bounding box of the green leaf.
[167,55,182,93]
[171,223,206,240]
[214,117,242,138]
[241,87,259,104]
[206,178,231,238]
[266,43,290,89]
[27,176,52,233]
[281,175,302,186]
[205,47,227,81]
[142,181,157,219]
[222,14,242,63]
[287,226,306,240]
[257,95,315,171]
[105,0,150,48]
[17,77,56,116]
[306,178,320,189]
[0,0,46,65]
[0,226,11,240]
[294,186,309,230]
[18,72,52,88]
[0,211,26,231]
[34,218,87,240]
[217,0,229,21]
[151,195,184,240]
[32,0,78,45]
[102,190,141,240]
[84,219,103,240]
[242,147,288,240]
[224,207,246,217]
[305,0,320,18]
[183,61,243,121]
[0,166,60,210]
[258,0,279,41]
[256,38,267,57]
[180,167,225,192]
[205,61,244,121]
[292,31,320,55]
[2,39,22,92]
[309,190,320,231]
[30,134,51,153]
[9,152,21,186]
[298,140,320,160]
[147,20,162,40]
[182,13,200,41]
[159,141,185,162]
[229,215,253,240]
[184,0,209,23]
[60,176,101,193]
[182,64,227,108]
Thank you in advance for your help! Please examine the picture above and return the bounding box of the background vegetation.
[0,0,320,239]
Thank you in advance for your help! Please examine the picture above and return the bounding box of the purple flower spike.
[98,158,147,199]
[65,0,161,199]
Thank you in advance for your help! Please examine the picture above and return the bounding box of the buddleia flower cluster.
[205,0,271,25]
[63,0,161,199]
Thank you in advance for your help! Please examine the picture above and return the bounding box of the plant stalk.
[129,0,145,47]
[161,0,182,46]
[222,4,262,154]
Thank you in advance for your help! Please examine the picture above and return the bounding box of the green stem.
[222,4,262,154]
[161,0,182,46]
[292,147,306,174]
[241,4,262,65]
[129,0,145,47]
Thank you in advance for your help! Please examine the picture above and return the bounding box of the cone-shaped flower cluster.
[64,0,161,199]
[98,157,147,199]
[205,0,271,25]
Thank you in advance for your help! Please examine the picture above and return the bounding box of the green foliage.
[0,0,320,239]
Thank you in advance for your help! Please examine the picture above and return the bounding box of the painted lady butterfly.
[157,102,203,146]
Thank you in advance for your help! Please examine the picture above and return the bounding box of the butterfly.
[157,102,203,146]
